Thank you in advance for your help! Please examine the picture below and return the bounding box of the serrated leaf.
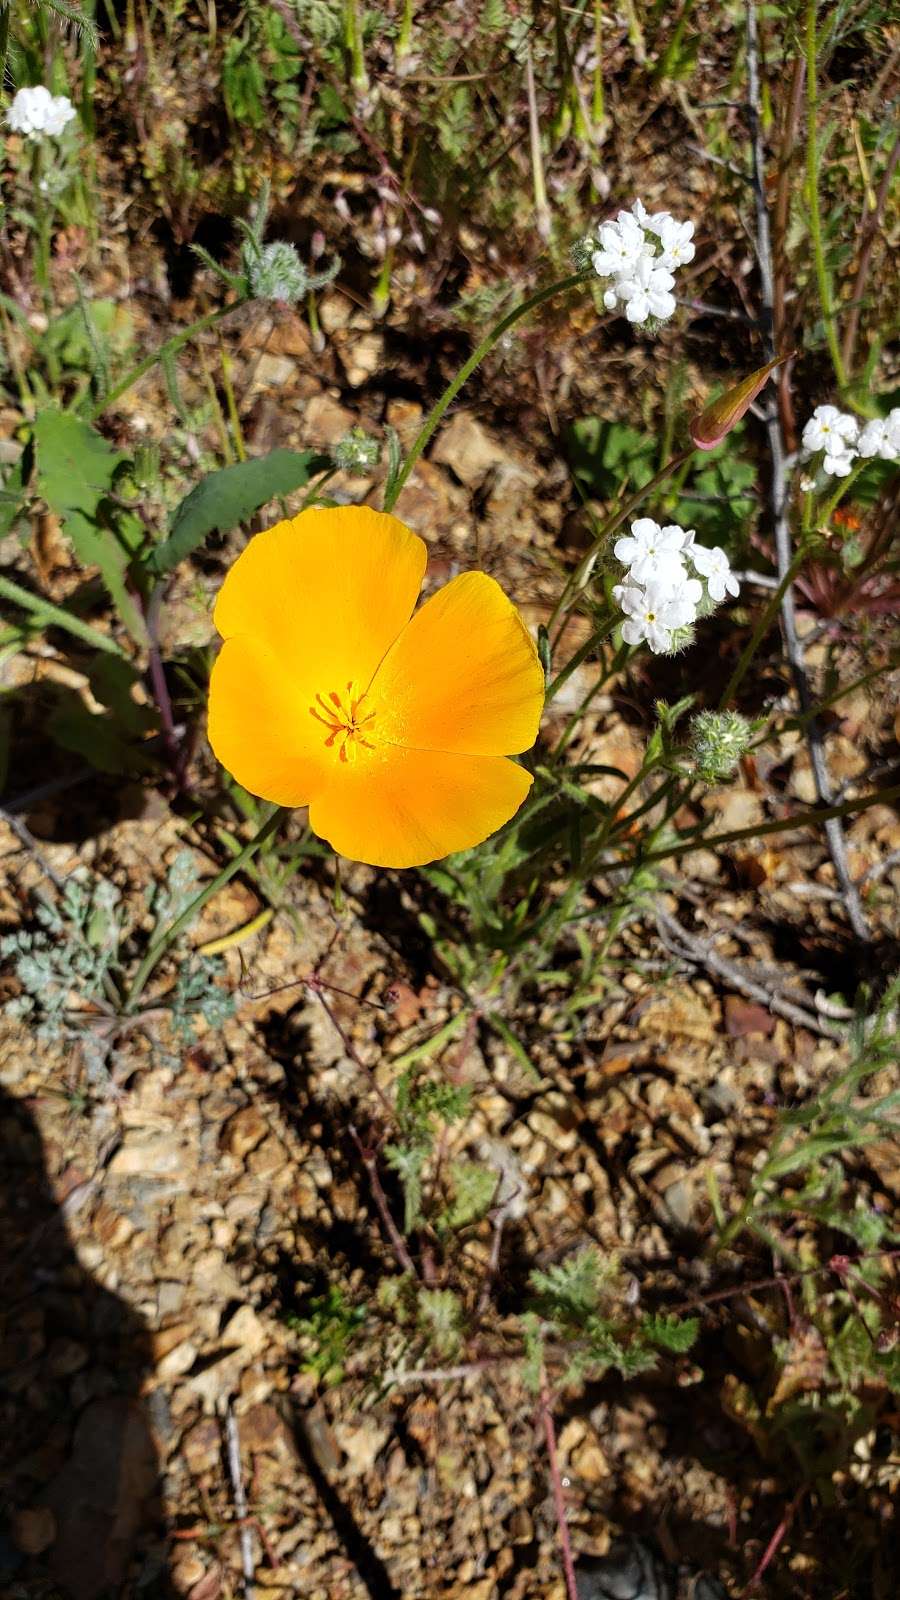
[444,1161,498,1230]
[150,448,328,575]
[33,408,146,643]
[641,1312,700,1354]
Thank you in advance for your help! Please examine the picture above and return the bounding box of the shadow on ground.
[0,1086,175,1599]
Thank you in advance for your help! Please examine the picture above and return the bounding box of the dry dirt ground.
[2,287,900,1600]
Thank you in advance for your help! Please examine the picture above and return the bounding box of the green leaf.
[33,408,146,644]
[443,1162,498,1230]
[641,1312,700,1354]
[149,448,328,575]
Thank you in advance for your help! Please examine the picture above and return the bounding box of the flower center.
[309,681,377,762]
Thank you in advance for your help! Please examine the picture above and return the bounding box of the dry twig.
[224,1405,256,1597]
[655,904,843,1038]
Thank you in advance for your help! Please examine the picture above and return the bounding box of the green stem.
[718,544,808,707]
[632,781,900,868]
[805,0,846,388]
[0,7,10,89]
[592,0,605,127]
[384,270,589,513]
[544,617,617,705]
[126,805,283,1009]
[0,573,127,657]
[89,301,243,422]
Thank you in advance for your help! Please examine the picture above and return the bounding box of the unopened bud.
[688,709,753,783]
[334,427,380,475]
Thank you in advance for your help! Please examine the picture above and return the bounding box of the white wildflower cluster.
[5,85,77,140]
[801,406,859,477]
[802,404,900,480]
[858,408,900,463]
[580,198,695,326]
[612,518,739,655]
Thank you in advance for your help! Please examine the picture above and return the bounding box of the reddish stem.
[540,1374,579,1600]
[738,1487,805,1597]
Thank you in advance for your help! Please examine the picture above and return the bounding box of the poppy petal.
[369,572,544,755]
[208,634,335,805]
[214,505,427,691]
[308,744,533,868]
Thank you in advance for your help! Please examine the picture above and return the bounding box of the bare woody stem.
[383,270,589,513]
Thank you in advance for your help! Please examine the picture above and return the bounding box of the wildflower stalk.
[718,544,808,707]
[126,804,283,1009]
[592,0,605,127]
[396,0,415,62]
[343,0,368,95]
[0,573,128,657]
[633,781,900,868]
[544,617,618,706]
[525,43,551,242]
[540,1373,579,1600]
[804,0,846,388]
[89,300,244,421]
[383,270,589,513]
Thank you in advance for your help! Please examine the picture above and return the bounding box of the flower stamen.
[309,680,377,762]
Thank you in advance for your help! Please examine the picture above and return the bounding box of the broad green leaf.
[33,408,146,644]
[149,448,328,576]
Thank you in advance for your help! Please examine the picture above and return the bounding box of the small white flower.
[858,411,900,462]
[801,405,859,478]
[655,215,696,270]
[662,570,703,625]
[5,85,76,140]
[822,446,856,477]
[602,286,619,312]
[591,213,650,277]
[801,404,858,454]
[689,543,740,602]
[620,584,675,654]
[617,254,677,324]
[631,198,673,237]
[857,418,885,458]
[614,518,686,584]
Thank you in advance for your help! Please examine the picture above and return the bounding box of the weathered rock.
[220,1105,269,1160]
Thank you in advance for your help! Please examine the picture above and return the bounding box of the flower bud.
[688,709,753,782]
[334,428,380,475]
[570,234,596,272]
[690,354,788,451]
[244,240,310,303]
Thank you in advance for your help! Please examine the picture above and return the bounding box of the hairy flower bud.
[570,234,596,272]
[244,240,310,303]
[243,240,340,304]
[334,428,380,475]
[688,709,752,782]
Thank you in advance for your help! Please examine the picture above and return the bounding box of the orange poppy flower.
[208,506,544,868]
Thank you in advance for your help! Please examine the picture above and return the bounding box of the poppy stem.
[383,269,590,513]
[125,804,284,1009]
